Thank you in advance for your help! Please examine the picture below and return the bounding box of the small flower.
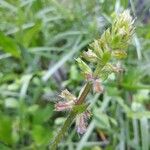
[82,49,98,62]
[85,73,104,93]
[55,100,75,111]
[75,111,91,134]
[93,79,104,93]
[55,89,91,134]
[118,27,126,37]
[59,89,76,101]
[55,89,76,111]
[111,62,123,73]
[112,50,127,59]
[113,10,134,41]
[105,62,123,74]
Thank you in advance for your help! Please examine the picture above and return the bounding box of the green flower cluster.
[76,10,134,81]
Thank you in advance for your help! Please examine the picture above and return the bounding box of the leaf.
[0,32,20,57]
[70,65,80,81]
[76,58,92,74]
[101,51,111,64]
[33,105,53,124]
[4,98,18,108]
[0,114,12,145]
[32,125,51,145]
[0,144,10,150]
[127,111,150,119]
[23,22,41,47]
[94,110,111,129]
[140,117,149,150]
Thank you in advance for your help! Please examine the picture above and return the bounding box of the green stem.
[50,111,76,150]
[50,82,92,150]
[76,82,92,104]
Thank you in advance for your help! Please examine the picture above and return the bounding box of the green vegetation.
[0,0,150,150]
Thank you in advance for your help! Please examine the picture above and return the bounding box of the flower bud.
[93,79,104,93]
[85,73,104,93]
[55,100,75,111]
[82,49,97,62]
[90,40,103,58]
[76,58,92,75]
[75,111,91,134]
[59,89,76,101]
[55,89,77,111]
[113,10,134,42]
[112,50,127,59]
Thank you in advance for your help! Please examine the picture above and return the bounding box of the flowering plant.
[51,10,134,150]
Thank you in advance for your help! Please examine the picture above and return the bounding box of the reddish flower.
[55,100,75,111]
[86,73,104,93]
[55,89,76,111]
[55,89,91,134]
[75,111,91,134]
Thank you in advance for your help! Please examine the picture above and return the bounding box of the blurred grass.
[0,0,150,150]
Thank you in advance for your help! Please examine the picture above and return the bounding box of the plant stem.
[76,82,92,104]
[50,82,92,150]
[50,111,76,150]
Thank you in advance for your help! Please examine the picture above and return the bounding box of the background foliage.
[0,0,150,150]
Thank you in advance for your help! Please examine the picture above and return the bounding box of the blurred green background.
[0,0,150,150]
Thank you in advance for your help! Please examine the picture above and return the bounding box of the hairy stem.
[50,111,76,150]
[50,82,92,150]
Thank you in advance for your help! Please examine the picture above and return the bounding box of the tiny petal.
[85,73,94,81]
[82,49,97,62]
[112,50,127,59]
[83,111,91,120]
[111,62,123,73]
[85,73,104,93]
[75,111,91,134]
[59,89,76,101]
[76,114,87,134]
[93,79,104,93]
[55,100,75,111]
[112,66,123,73]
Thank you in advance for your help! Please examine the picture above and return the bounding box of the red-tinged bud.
[86,73,104,93]
[85,73,94,81]
[112,66,123,73]
[76,111,91,134]
[82,49,97,62]
[93,79,104,93]
[55,100,75,111]
[59,89,76,101]
[83,111,91,120]
[111,62,123,73]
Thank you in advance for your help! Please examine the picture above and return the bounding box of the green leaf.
[33,105,53,124]
[94,110,111,129]
[23,22,41,47]
[140,117,149,150]
[4,98,19,108]
[0,144,10,150]
[76,58,92,74]
[32,125,51,145]
[0,114,12,145]
[0,32,20,58]
[70,65,80,81]
[101,51,111,64]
